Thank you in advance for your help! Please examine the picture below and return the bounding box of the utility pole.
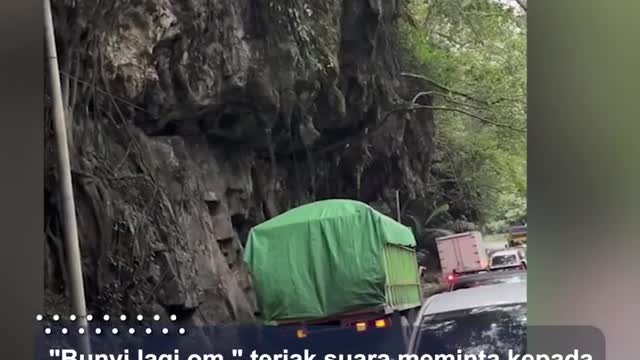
[44,0,91,353]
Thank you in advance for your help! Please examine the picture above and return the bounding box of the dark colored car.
[430,269,527,295]
[449,269,527,290]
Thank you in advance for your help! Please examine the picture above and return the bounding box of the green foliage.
[401,0,527,231]
[424,203,450,227]
[404,203,452,250]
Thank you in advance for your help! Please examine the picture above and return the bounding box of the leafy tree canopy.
[401,0,527,235]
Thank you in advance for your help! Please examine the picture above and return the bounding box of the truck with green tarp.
[243,199,423,333]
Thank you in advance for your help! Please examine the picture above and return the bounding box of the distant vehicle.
[435,231,489,281]
[406,282,527,357]
[447,269,527,291]
[511,244,527,257]
[429,269,527,295]
[483,235,510,256]
[244,199,423,337]
[489,248,527,271]
[508,225,527,247]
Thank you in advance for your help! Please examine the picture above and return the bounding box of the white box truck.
[436,231,489,282]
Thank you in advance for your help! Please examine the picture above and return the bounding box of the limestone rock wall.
[44,0,434,324]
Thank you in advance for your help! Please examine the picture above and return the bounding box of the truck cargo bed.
[383,244,422,312]
[436,231,488,279]
[244,199,423,323]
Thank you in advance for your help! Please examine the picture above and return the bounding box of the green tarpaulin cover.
[243,199,416,322]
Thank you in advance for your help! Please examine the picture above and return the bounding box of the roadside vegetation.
[401,0,527,242]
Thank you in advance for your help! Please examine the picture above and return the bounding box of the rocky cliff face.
[44,0,434,324]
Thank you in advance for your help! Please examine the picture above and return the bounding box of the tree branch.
[402,72,479,102]
[514,0,527,12]
[307,108,516,164]
[411,91,489,111]
[401,72,525,106]
[409,90,525,132]
[307,94,523,158]
[411,105,526,132]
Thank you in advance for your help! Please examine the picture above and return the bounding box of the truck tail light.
[355,322,367,332]
[374,318,390,328]
[447,273,456,283]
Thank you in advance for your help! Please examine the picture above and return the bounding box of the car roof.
[420,281,527,316]
[491,249,521,257]
[456,269,526,282]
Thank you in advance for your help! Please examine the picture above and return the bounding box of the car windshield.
[491,255,517,266]
[412,303,527,358]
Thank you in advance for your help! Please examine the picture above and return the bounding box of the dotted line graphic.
[36,314,186,336]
